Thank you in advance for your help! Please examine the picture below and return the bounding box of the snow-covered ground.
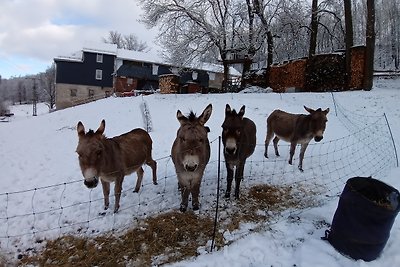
[1,77,400,266]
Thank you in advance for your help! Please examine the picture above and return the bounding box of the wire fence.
[0,96,397,257]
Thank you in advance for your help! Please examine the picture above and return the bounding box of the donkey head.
[76,120,106,188]
[304,106,329,142]
[222,104,246,156]
[175,104,212,172]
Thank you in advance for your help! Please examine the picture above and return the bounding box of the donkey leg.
[146,158,158,185]
[234,162,245,199]
[101,180,110,210]
[134,167,144,192]
[264,129,274,158]
[298,142,309,172]
[180,186,190,212]
[289,142,297,165]
[114,177,124,213]
[191,182,201,211]
[225,162,234,198]
[273,136,280,156]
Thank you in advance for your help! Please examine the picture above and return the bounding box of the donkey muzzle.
[84,177,99,188]
[185,164,198,172]
[225,147,237,155]
[314,136,323,142]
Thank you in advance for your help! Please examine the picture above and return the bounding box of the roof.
[55,43,242,76]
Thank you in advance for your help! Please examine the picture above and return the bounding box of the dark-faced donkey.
[76,120,157,213]
[222,104,256,199]
[264,106,329,171]
[171,104,212,212]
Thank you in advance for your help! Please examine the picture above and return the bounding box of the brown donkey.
[264,106,329,171]
[222,104,256,199]
[171,104,212,212]
[76,120,157,213]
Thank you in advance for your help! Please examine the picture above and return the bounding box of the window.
[70,89,77,97]
[95,69,103,80]
[127,78,133,85]
[209,72,216,81]
[96,54,103,63]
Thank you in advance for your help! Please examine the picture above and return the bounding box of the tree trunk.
[344,0,354,89]
[267,31,273,67]
[309,0,319,58]
[364,0,375,91]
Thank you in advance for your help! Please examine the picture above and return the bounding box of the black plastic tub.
[324,177,400,261]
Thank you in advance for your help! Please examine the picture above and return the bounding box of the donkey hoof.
[180,205,187,212]
[264,152,268,158]
[193,204,200,211]
[153,181,158,185]
[113,208,119,213]
[224,192,230,199]
[298,166,304,172]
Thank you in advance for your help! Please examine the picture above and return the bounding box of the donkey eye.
[180,137,186,142]
[236,129,241,135]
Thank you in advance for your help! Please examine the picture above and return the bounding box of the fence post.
[210,136,222,252]
[384,113,399,167]
[330,91,338,116]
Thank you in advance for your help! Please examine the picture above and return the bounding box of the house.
[54,43,117,110]
[54,43,241,109]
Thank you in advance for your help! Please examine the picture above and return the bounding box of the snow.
[1,77,400,266]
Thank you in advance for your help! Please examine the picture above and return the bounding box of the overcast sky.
[0,0,160,79]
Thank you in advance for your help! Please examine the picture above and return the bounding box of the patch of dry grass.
[19,183,319,266]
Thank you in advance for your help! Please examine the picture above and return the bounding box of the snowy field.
[1,77,400,266]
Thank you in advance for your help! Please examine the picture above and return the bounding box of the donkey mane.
[188,111,197,121]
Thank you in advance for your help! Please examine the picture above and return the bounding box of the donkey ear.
[96,120,105,135]
[324,108,330,115]
[304,106,315,114]
[177,110,187,125]
[238,105,246,118]
[199,104,212,125]
[77,121,85,137]
[225,104,231,115]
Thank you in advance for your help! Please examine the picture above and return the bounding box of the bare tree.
[309,0,319,57]
[103,30,149,51]
[103,30,125,48]
[344,0,354,89]
[364,0,375,90]
[40,64,56,110]
[124,34,148,51]
[138,0,235,91]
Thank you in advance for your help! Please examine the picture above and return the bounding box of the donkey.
[264,106,329,171]
[76,120,157,213]
[222,104,257,199]
[171,104,212,212]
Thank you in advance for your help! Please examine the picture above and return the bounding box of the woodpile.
[304,53,346,92]
[245,46,366,92]
[159,74,180,94]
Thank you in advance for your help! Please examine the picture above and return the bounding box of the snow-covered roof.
[55,43,241,76]
[117,49,165,65]
[82,42,118,55]
[54,50,83,62]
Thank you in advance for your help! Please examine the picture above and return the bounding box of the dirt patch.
[19,183,319,266]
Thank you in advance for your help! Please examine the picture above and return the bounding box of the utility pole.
[32,80,37,116]
[26,77,38,116]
